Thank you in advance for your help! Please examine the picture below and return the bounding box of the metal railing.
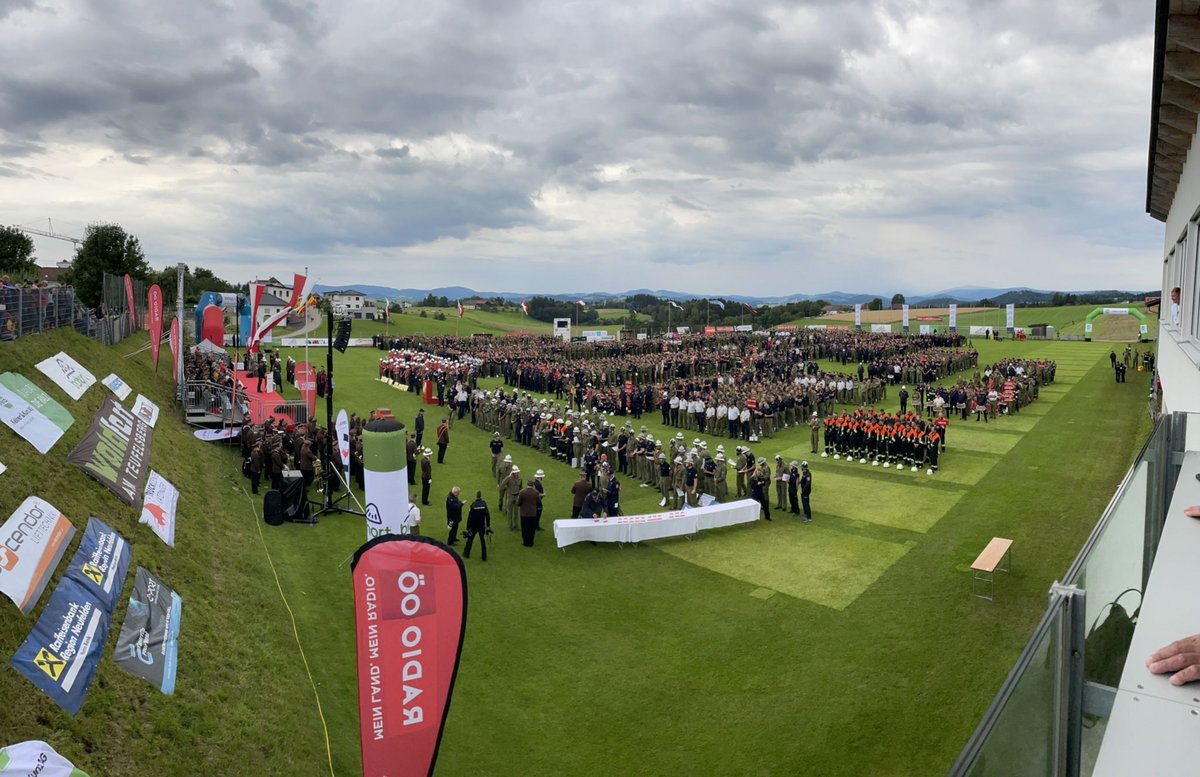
[949,412,1187,776]
[181,378,309,428]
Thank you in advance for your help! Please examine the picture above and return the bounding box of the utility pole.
[175,263,185,394]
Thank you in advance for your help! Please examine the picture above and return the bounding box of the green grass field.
[344,307,645,339]
[0,325,1152,775]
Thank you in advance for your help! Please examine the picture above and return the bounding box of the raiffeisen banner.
[10,576,109,716]
[0,497,75,615]
[351,535,467,777]
[63,517,131,614]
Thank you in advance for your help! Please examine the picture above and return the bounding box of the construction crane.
[12,218,82,246]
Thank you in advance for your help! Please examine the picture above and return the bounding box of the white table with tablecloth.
[553,499,761,549]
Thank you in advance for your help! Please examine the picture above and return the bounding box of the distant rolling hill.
[314,284,1153,307]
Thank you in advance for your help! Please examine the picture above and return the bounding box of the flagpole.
[304,266,310,388]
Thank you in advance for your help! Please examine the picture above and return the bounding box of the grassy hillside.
[0,330,331,776]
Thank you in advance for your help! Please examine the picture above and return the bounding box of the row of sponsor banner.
[0,347,186,725]
[2,502,182,715]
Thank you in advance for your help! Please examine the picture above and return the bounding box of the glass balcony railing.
[949,412,1190,777]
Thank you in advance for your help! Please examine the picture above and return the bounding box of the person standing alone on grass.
[420,448,433,505]
[436,415,450,463]
[516,479,541,547]
[462,491,491,561]
[414,408,425,447]
[490,432,504,478]
[446,486,463,545]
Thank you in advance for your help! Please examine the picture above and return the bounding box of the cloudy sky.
[0,0,1161,296]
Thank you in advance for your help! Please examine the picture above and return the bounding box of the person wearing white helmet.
[533,469,546,531]
[501,466,523,531]
[420,448,433,506]
[774,455,788,510]
[787,461,801,516]
[799,461,813,522]
[713,451,728,503]
[808,411,822,454]
[656,452,672,508]
[497,453,513,494]
[736,446,754,498]
[671,456,686,510]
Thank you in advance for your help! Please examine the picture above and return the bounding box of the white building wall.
[1158,130,1200,414]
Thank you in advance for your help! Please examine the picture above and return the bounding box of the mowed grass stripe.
[657,522,916,610]
[816,471,966,533]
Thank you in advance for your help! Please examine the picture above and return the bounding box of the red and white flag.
[124,273,137,329]
[289,273,315,312]
[457,301,465,318]
[575,300,585,308]
[520,300,529,316]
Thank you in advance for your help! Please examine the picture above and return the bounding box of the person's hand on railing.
[1147,635,1200,685]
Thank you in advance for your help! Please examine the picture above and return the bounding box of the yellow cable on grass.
[240,484,336,777]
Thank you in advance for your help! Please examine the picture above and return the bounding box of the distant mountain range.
[313,284,1154,307]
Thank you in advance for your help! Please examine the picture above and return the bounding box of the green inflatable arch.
[1083,306,1149,342]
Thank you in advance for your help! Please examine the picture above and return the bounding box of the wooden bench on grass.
[971,537,1013,601]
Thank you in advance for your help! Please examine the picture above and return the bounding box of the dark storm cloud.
[0,0,1162,293]
[0,0,32,21]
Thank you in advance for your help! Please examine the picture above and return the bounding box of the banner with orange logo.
[0,497,75,615]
